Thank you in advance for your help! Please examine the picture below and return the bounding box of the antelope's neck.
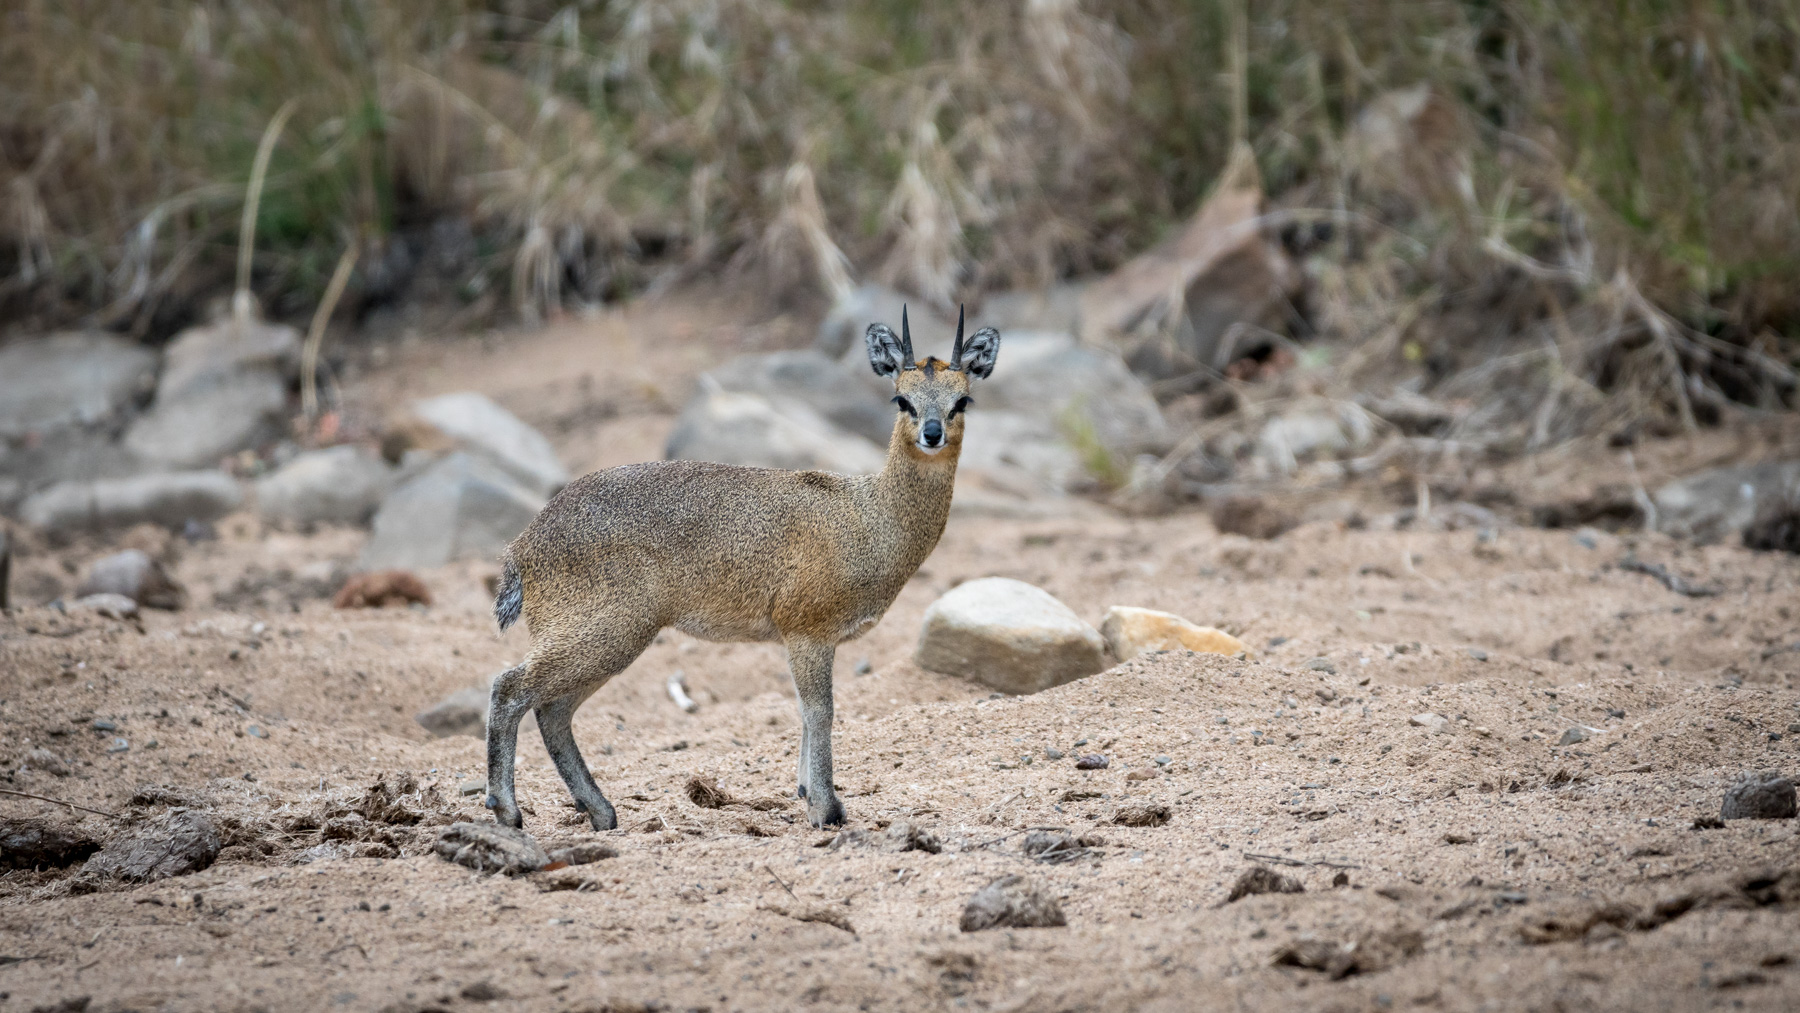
[870,418,960,568]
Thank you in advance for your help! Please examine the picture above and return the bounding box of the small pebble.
[1043,747,1065,760]
[1075,754,1110,770]
[105,737,129,754]
[93,719,117,732]
[853,658,872,675]
[1306,657,1336,674]
[1558,727,1590,746]
[246,725,268,739]
[1467,648,1489,662]
[459,780,488,797]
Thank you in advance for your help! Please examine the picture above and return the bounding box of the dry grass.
[0,1,1794,435]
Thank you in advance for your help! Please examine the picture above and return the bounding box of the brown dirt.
[4,300,1800,1012]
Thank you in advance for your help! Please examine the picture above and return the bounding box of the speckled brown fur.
[484,314,1001,830]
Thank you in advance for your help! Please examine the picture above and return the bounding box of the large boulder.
[0,332,158,502]
[708,351,894,445]
[123,316,300,470]
[665,386,886,476]
[815,284,954,359]
[20,471,242,531]
[979,331,1170,459]
[1079,154,1299,378]
[1654,461,1800,545]
[915,577,1107,694]
[980,285,1086,336]
[123,371,289,469]
[0,331,157,440]
[409,392,568,499]
[256,445,395,526]
[359,453,544,570]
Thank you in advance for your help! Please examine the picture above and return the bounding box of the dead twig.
[0,787,122,819]
[1618,558,1720,598]
[1243,851,1361,870]
[763,863,798,900]
[666,669,697,714]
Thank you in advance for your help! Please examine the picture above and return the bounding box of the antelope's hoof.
[807,793,846,829]
[485,794,524,829]
[588,800,618,832]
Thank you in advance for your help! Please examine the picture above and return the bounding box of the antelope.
[486,308,1000,829]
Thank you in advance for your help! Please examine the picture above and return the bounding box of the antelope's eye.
[892,395,918,417]
[948,396,974,417]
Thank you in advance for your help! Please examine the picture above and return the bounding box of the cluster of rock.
[913,577,1247,695]
[1,312,570,576]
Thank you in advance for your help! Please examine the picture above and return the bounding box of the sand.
[3,301,1799,1012]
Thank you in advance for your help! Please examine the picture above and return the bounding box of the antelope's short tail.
[494,555,523,631]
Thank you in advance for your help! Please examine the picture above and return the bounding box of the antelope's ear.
[865,323,907,377]
[959,326,1000,379]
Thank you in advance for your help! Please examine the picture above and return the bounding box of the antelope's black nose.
[922,419,944,446]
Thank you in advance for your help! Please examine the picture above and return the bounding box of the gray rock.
[665,386,886,476]
[155,315,301,399]
[1305,657,1337,674]
[23,747,70,777]
[959,874,1067,932]
[83,809,221,882]
[69,593,139,620]
[708,351,894,445]
[410,392,569,498]
[75,549,186,608]
[816,284,954,359]
[20,471,243,531]
[1654,461,1800,544]
[416,686,489,739]
[123,369,287,469]
[1558,726,1590,746]
[255,445,394,526]
[434,821,549,875]
[0,331,157,440]
[359,453,543,570]
[980,285,1086,335]
[1721,771,1797,820]
[1255,403,1376,477]
[979,331,1170,458]
[914,577,1107,694]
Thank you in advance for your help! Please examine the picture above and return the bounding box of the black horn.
[900,304,915,368]
[952,304,965,368]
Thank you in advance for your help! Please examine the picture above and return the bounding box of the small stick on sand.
[0,787,121,819]
[666,669,698,713]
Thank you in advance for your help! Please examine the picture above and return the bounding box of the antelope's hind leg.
[537,695,616,831]
[484,662,534,829]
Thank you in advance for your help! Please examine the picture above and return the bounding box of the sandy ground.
[4,300,1800,1012]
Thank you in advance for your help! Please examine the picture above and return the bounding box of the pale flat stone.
[1100,606,1248,661]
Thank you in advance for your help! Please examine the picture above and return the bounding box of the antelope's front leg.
[786,637,845,827]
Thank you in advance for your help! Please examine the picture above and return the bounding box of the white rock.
[1099,606,1248,661]
[1653,461,1800,544]
[664,387,886,476]
[256,445,394,526]
[914,577,1107,694]
[20,471,243,531]
[1409,712,1449,734]
[410,392,569,498]
[70,593,139,620]
[75,549,186,609]
[359,453,543,571]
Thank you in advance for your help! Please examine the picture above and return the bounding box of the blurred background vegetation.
[2,0,1796,434]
